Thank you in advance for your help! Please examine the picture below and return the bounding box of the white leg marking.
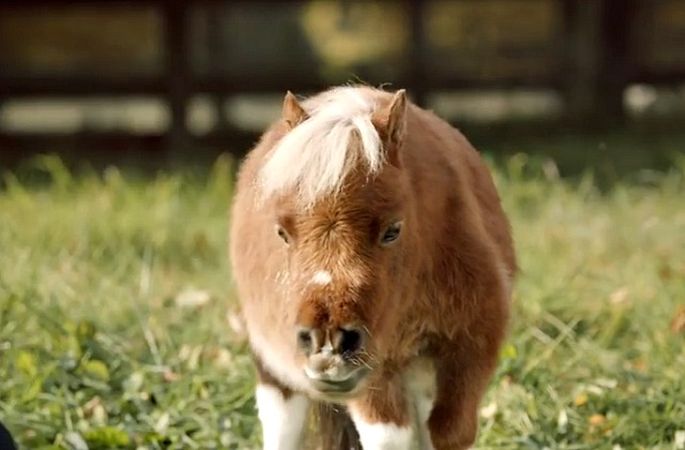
[255,384,309,450]
[350,413,413,450]
[310,270,332,286]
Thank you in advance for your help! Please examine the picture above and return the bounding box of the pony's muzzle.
[296,326,368,393]
[297,326,364,356]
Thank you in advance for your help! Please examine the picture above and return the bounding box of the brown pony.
[229,85,515,450]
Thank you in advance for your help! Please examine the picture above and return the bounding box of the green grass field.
[1,153,684,450]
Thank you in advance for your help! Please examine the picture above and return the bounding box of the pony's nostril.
[339,328,363,354]
[297,328,313,352]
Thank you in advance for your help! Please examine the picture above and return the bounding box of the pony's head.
[258,87,415,397]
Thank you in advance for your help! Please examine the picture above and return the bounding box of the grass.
[0,152,684,449]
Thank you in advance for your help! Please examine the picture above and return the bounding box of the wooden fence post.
[407,0,427,107]
[598,0,635,121]
[164,1,191,158]
[562,0,603,121]
[562,0,635,124]
[207,3,229,133]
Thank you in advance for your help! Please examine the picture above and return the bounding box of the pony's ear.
[372,89,407,168]
[282,91,309,130]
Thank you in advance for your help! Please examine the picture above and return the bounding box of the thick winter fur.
[229,86,516,449]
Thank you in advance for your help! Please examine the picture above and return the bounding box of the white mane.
[259,87,383,205]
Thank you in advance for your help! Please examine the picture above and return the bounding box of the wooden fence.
[1,0,684,161]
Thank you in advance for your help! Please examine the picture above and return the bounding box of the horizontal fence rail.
[0,0,684,161]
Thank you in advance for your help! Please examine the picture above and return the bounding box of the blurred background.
[1,0,684,176]
[2,2,685,448]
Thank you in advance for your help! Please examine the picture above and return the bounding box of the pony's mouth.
[306,367,369,394]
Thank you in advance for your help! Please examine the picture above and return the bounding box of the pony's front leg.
[347,373,414,450]
[428,338,501,450]
[254,360,310,450]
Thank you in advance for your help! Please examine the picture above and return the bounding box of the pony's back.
[403,99,516,276]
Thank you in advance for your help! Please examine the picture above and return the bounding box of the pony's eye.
[276,226,290,244]
[380,221,402,245]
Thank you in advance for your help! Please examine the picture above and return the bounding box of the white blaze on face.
[310,270,333,286]
[255,384,309,450]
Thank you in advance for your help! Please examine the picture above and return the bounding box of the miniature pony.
[229,85,515,449]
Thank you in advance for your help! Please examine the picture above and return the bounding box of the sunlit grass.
[0,153,684,449]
